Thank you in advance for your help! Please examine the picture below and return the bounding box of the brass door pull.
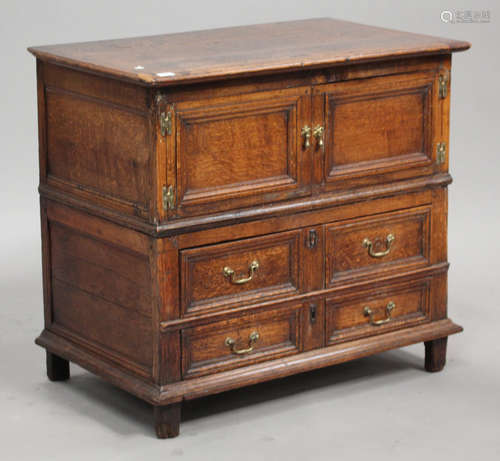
[312,125,324,149]
[363,233,395,258]
[223,260,259,285]
[225,331,260,355]
[301,126,312,149]
[364,301,395,326]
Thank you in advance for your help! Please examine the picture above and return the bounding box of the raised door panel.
[170,87,311,217]
[314,71,438,190]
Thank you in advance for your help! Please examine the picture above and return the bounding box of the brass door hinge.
[162,185,175,210]
[436,142,447,165]
[438,73,449,99]
[160,111,172,136]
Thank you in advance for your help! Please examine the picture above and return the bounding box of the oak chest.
[29,18,470,438]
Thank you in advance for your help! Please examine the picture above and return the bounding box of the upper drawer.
[326,206,431,285]
[314,71,440,190]
[180,230,301,315]
[167,87,312,218]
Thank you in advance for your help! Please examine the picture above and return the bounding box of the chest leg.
[424,337,448,372]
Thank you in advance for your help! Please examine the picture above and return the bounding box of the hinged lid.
[28,18,470,87]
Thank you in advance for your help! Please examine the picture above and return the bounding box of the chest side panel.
[43,200,154,380]
[39,63,154,220]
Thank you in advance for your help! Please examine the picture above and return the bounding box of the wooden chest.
[29,18,470,438]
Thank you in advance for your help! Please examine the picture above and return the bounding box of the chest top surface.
[28,18,469,87]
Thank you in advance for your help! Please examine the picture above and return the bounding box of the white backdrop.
[1,1,498,460]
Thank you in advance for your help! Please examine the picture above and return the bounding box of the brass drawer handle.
[364,301,395,326]
[312,125,324,149]
[363,233,395,258]
[301,126,312,149]
[225,331,260,355]
[223,260,259,285]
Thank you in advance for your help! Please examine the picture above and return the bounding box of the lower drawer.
[326,278,431,344]
[181,303,302,379]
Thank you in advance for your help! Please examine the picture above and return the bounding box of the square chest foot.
[46,351,70,381]
[424,337,448,372]
[154,403,181,439]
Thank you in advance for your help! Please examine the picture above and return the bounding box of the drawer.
[180,231,300,315]
[326,279,430,344]
[314,71,438,190]
[181,304,302,378]
[326,206,430,285]
[168,87,312,217]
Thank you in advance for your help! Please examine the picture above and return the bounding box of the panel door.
[167,87,312,217]
[313,71,440,190]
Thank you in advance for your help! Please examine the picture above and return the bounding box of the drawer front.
[315,71,438,190]
[181,231,300,315]
[326,206,430,285]
[169,87,311,217]
[326,279,430,344]
[182,304,301,378]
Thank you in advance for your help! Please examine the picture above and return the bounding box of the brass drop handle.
[312,125,324,149]
[301,126,312,149]
[223,260,259,285]
[364,301,395,326]
[363,233,395,258]
[225,331,260,355]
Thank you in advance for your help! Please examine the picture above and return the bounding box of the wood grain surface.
[30,18,470,438]
[28,18,469,86]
